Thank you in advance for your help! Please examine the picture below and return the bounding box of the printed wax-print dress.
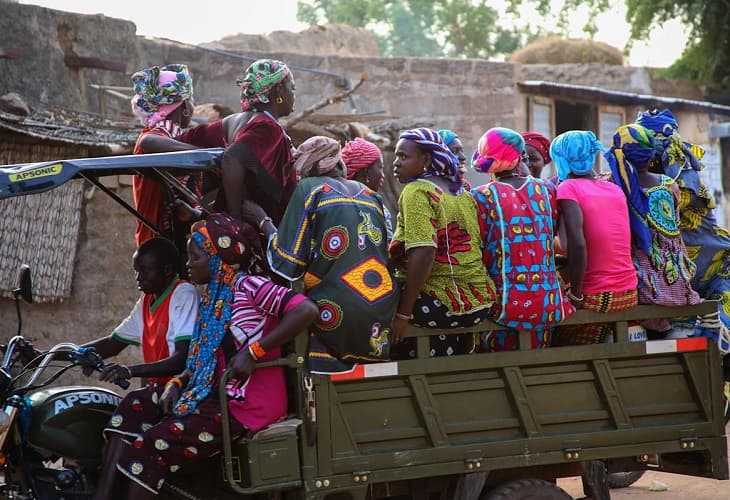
[633,178,701,324]
[673,168,730,349]
[472,178,574,351]
[267,177,398,374]
[389,180,496,358]
[104,384,243,494]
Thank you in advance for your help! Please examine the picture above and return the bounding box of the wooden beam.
[64,55,127,72]
[0,48,23,59]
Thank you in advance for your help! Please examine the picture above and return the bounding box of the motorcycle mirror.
[13,265,33,305]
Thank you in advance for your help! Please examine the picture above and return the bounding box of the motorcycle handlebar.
[12,341,130,390]
[67,348,130,390]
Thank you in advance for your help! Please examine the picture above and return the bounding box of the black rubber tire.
[606,470,646,489]
[481,478,572,500]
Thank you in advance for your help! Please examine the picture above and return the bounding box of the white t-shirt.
[112,280,198,361]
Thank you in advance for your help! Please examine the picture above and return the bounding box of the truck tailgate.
[313,336,728,483]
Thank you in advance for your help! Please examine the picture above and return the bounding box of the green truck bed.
[220,302,728,499]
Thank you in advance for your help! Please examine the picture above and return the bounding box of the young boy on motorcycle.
[84,237,197,386]
[92,214,318,499]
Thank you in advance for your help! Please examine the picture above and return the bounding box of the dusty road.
[558,423,730,498]
[559,471,728,499]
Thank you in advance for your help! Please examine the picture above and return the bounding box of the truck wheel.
[606,471,645,489]
[481,479,572,500]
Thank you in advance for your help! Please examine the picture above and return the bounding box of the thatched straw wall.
[0,132,91,302]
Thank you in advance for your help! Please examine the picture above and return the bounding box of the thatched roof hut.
[0,102,137,303]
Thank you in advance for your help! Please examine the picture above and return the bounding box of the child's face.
[133,251,170,296]
[186,238,210,285]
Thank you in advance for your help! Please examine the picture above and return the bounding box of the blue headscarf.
[550,130,605,181]
[636,108,705,180]
[604,124,657,254]
[399,128,463,193]
[635,108,678,141]
[438,129,458,146]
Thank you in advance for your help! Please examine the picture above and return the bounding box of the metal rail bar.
[80,173,164,236]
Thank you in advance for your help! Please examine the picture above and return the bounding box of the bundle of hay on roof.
[510,36,623,65]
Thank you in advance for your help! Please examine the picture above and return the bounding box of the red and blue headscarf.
[399,128,463,193]
[472,127,525,174]
[604,124,657,254]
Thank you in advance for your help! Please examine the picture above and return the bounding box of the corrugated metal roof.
[0,107,138,149]
[519,81,730,115]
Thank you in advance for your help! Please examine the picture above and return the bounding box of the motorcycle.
[0,265,128,499]
[0,267,270,500]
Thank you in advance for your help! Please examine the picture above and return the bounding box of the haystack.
[510,36,623,65]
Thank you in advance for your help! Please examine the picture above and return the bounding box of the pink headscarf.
[472,127,525,174]
[293,136,346,178]
[342,138,381,179]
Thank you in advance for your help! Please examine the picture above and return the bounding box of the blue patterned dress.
[472,177,573,350]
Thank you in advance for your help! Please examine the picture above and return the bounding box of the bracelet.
[566,290,584,302]
[258,216,273,231]
[395,311,413,321]
[167,376,184,390]
[248,341,266,361]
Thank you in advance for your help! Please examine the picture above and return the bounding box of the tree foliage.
[559,0,730,88]
[625,0,730,88]
[299,0,730,88]
[297,0,527,59]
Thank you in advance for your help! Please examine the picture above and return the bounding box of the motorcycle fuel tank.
[27,386,122,460]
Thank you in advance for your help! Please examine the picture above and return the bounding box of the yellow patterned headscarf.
[604,124,657,254]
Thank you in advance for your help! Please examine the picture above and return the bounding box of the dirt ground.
[558,423,730,498]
